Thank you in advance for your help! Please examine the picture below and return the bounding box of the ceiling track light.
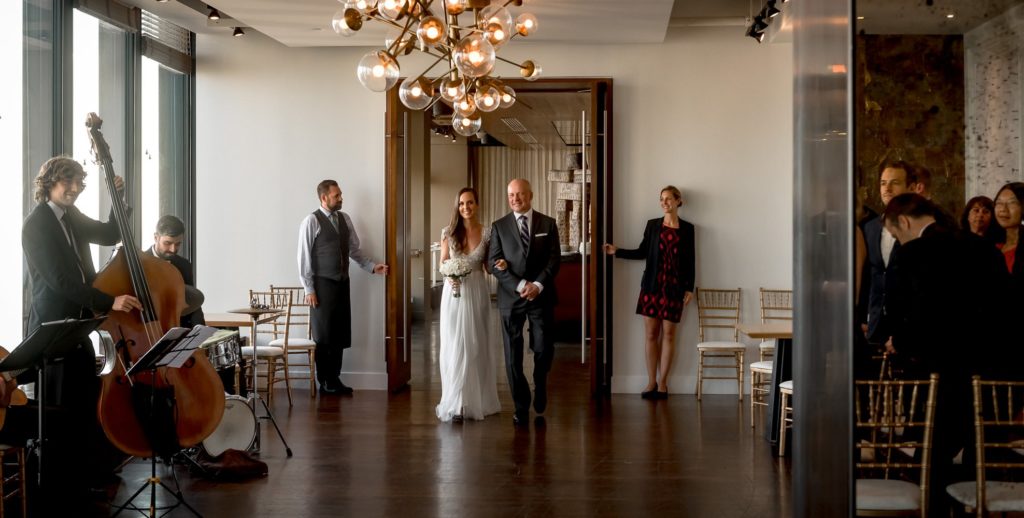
[766,0,781,19]
[746,24,765,43]
[208,7,221,21]
[233,27,245,37]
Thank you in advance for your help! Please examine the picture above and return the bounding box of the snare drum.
[201,395,256,457]
[201,330,241,371]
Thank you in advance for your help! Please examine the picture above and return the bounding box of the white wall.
[195,26,793,394]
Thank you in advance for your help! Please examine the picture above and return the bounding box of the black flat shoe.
[641,389,657,399]
[655,391,669,400]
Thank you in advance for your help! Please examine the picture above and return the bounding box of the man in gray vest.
[298,179,388,395]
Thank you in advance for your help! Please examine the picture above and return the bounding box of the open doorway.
[383,78,614,399]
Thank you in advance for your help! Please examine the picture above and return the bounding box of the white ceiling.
[119,0,755,47]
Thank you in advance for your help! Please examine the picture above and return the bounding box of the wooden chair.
[695,288,745,401]
[854,374,938,517]
[242,289,293,407]
[757,288,792,361]
[0,445,27,518]
[946,377,1024,517]
[270,285,317,396]
[750,360,774,428]
[778,380,794,456]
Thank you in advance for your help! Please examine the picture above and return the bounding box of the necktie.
[518,215,530,255]
[330,212,340,233]
[61,212,86,282]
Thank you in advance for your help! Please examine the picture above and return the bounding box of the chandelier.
[332,0,541,137]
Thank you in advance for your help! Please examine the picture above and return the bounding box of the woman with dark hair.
[604,185,695,399]
[959,195,999,241]
[994,182,1024,301]
[435,187,500,422]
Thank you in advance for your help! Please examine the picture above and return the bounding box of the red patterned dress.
[635,225,686,323]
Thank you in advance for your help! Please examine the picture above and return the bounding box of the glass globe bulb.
[516,13,538,36]
[351,0,377,12]
[444,0,466,15]
[331,8,363,36]
[439,77,465,102]
[399,77,434,110]
[499,85,516,108]
[455,96,476,117]
[416,16,445,47]
[520,59,541,81]
[379,0,406,20]
[480,5,512,47]
[452,113,481,137]
[356,50,400,92]
[474,86,500,113]
[453,34,495,78]
[484,22,508,47]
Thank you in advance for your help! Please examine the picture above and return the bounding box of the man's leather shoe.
[336,381,354,395]
[318,383,341,395]
[533,384,547,414]
[512,413,529,427]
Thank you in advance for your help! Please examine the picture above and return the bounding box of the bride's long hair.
[446,187,479,252]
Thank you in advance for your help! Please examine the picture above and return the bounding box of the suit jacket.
[614,218,695,295]
[147,246,206,328]
[488,210,561,311]
[23,203,121,332]
[863,216,899,342]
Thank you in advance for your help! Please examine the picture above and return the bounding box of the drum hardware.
[228,307,293,457]
[201,395,256,457]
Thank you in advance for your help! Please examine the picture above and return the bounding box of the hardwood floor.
[107,321,792,517]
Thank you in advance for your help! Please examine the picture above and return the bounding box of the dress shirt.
[880,227,896,267]
[512,208,544,294]
[297,207,375,295]
[48,201,85,282]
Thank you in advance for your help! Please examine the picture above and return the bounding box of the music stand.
[0,317,105,490]
[112,325,215,518]
[228,307,292,457]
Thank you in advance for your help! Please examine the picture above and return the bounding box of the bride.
[436,187,501,422]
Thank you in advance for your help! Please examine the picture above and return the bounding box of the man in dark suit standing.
[862,160,920,347]
[298,180,388,395]
[489,178,561,427]
[147,215,205,328]
[21,156,141,508]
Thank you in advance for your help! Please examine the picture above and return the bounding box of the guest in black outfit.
[994,183,1024,313]
[21,156,141,509]
[604,185,695,399]
[959,195,999,242]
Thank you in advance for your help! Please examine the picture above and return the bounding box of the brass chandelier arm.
[386,15,418,56]
[494,55,526,68]
[412,54,452,83]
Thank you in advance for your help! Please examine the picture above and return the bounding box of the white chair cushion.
[779,380,793,391]
[240,346,285,357]
[750,361,774,372]
[696,341,745,350]
[947,481,1024,512]
[856,479,921,511]
[268,337,316,348]
[759,340,776,350]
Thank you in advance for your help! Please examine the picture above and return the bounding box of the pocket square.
[536,233,548,237]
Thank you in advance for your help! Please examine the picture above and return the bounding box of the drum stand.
[231,308,293,457]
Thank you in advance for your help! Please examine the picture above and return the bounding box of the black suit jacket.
[23,203,121,331]
[614,218,695,295]
[489,210,561,311]
[147,246,205,328]
[863,216,899,342]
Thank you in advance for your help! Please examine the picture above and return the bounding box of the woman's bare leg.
[643,316,662,392]
[657,320,679,392]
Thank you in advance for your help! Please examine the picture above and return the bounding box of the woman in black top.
[604,186,695,399]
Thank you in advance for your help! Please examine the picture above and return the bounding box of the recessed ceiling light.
[856,16,865,20]
[946,13,955,19]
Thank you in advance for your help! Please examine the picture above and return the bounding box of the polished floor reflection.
[108,320,792,517]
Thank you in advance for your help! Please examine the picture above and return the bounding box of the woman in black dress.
[604,186,695,399]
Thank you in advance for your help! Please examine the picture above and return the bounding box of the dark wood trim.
[385,89,412,393]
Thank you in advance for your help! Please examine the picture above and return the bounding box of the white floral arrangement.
[439,257,473,298]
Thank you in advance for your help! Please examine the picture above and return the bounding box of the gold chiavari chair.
[243,289,293,407]
[269,285,317,396]
[854,374,938,517]
[695,288,745,401]
[757,288,792,362]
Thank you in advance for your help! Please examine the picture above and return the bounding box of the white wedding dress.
[436,226,501,422]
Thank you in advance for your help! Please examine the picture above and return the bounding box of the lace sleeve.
[440,226,450,241]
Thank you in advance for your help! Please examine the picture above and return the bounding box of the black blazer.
[615,218,695,294]
[863,216,899,342]
[488,210,561,311]
[22,203,121,331]
[147,246,206,328]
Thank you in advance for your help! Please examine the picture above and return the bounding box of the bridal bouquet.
[439,258,472,298]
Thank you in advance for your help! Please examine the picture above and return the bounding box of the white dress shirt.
[297,207,375,295]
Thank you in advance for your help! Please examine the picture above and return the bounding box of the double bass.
[86,113,224,458]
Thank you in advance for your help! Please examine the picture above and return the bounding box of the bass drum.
[201,395,256,457]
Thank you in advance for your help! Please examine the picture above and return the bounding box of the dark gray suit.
[489,210,561,419]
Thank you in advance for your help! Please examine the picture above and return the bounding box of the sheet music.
[158,325,219,368]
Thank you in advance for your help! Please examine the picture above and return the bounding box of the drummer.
[148,215,206,328]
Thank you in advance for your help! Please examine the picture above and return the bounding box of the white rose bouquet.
[439,257,473,298]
